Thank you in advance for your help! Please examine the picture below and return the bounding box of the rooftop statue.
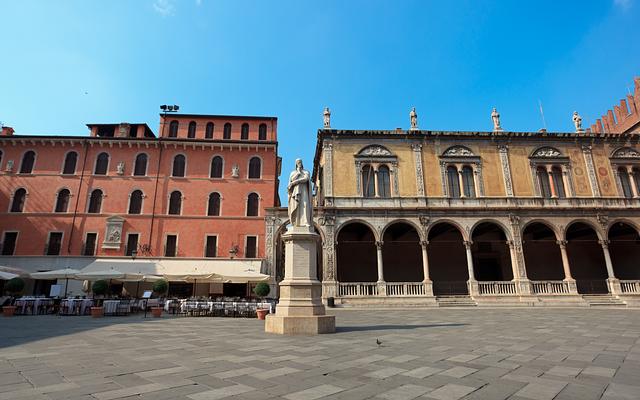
[410,107,418,130]
[491,108,502,131]
[573,111,584,132]
[323,107,331,129]
[287,158,313,228]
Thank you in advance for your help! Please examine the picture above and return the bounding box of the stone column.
[599,239,621,294]
[375,241,386,296]
[464,240,478,295]
[561,165,572,197]
[420,241,434,296]
[628,167,639,197]
[373,167,380,198]
[472,165,481,198]
[457,167,466,198]
[557,240,578,294]
[547,166,557,198]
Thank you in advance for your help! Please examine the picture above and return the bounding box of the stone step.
[436,297,477,307]
[582,294,626,307]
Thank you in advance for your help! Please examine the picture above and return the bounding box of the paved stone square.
[1,308,640,400]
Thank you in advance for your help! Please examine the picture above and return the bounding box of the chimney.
[1,126,15,136]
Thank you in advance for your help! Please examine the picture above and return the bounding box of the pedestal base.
[265,314,336,335]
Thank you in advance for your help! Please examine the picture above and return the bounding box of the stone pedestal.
[265,227,335,335]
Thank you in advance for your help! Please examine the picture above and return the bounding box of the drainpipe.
[67,140,89,254]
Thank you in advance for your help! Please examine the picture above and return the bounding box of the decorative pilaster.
[391,161,400,197]
[582,145,601,197]
[411,144,425,197]
[319,215,337,299]
[322,142,333,197]
[498,145,514,196]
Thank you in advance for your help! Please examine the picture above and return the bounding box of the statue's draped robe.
[288,169,312,227]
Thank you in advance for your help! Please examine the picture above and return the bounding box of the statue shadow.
[336,323,467,333]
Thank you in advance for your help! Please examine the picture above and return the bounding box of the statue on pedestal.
[410,107,418,130]
[491,108,502,131]
[573,111,583,132]
[287,159,313,228]
[323,107,331,129]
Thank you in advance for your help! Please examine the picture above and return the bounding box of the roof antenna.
[538,100,547,131]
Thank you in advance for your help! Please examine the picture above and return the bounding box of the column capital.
[556,240,567,248]
[598,239,610,248]
[506,240,515,249]
[375,241,384,249]
[463,240,473,249]
[420,240,429,248]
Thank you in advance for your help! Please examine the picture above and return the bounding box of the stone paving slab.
[1,308,640,399]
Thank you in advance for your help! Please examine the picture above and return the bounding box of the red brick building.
[588,76,640,134]
[0,114,280,296]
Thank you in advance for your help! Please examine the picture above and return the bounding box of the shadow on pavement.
[336,323,467,333]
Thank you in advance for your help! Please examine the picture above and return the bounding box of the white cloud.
[614,0,633,9]
[153,0,175,16]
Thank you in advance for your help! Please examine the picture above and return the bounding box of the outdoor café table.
[15,297,53,315]
[103,300,124,315]
[61,299,93,315]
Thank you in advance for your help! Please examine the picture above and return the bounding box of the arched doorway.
[608,222,640,279]
[522,222,564,280]
[336,222,377,282]
[471,222,513,281]
[382,222,423,282]
[428,222,468,295]
[566,222,608,294]
[275,224,323,282]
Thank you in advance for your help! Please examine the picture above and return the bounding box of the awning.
[79,259,269,283]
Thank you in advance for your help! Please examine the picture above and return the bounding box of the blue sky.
[1,1,639,201]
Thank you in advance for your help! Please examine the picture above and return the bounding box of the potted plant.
[2,277,25,317]
[151,279,168,317]
[253,282,271,320]
[90,280,108,318]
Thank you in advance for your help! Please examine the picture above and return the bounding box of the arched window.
[205,122,214,139]
[241,123,249,140]
[187,121,196,138]
[447,166,460,198]
[172,154,186,177]
[551,167,565,198]
[537,167,551,198]
[168,191,182,215]
[208,193,221,216]
[361,165,375,197]
[618,167,633,198]
[11,188,27,212]
[88,189,103,213]
[248,157,261,179]
[461,166,475,198]
[20,151,36,173]
[94,152,109,175]
[633,168,640,196]
[0,150,3,167]
[258,123,267,140]
[223,123,232,139]
[128,190,143,214]
[246,193,259,216]
[62,152,78,175]
[55,189,70,213]
[377,165,391,198]
[210,156,223,178]
[133,153,148,176]
[168,120,179,137]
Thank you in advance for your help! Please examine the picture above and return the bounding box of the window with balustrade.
[610,147,640,199]
[529,147,573,198]
[440,146,483,198]
[355,145,398,198]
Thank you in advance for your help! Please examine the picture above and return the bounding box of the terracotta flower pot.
[151,307,163,318]
[256,308,269,320]
[91,306,104,318]
[2,305,17,317]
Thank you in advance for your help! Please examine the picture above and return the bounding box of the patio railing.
[338,282,378,297]
[620,280,640,294]
[531,280,571,294]
[477,281,516,295]
[386,282,426,296]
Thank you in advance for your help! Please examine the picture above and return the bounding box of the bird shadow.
[336,323,467,333]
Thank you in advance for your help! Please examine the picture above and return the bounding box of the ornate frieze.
[611,147,640,159]
[443,146,475,157]
[532,147,562,158]
[359,145,393,156]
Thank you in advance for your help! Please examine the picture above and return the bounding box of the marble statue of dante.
[410,107,418,129]
[491,108,502,131]
[572,111,583,131]
[323,107,331,129]
[288,158,313,228]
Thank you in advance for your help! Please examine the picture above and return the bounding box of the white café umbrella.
[0,271,19,280]
[30,268,82,298]
[117,274,164,297]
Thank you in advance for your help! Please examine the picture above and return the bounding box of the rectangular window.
[205,235,217,257]
[1,232,18,255]
[83,233,97,256]
[165,235,177,257]
[46,232,63,255]
[126,234,139,256]
[245,236,257,258]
